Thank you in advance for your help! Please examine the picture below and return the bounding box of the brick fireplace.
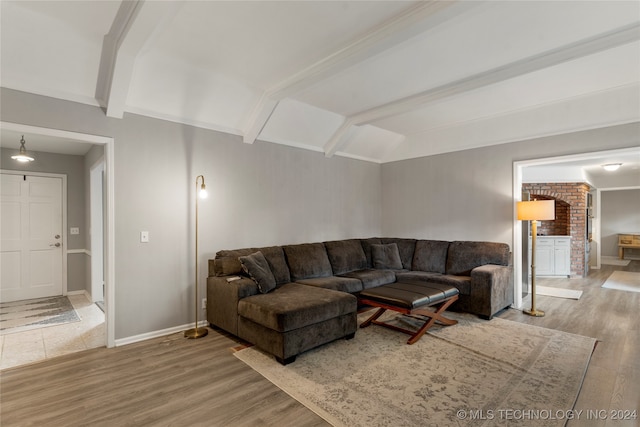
[522,182,592,278]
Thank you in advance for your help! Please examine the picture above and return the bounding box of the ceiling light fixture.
[602,163,622,172]
[11,135,35,162]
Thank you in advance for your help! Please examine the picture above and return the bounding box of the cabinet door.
[554,239,571,276]
[536,239,555,275]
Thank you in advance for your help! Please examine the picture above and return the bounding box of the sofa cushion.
[412,240,450,274]
[239,251,276,294]
[283,243,333,281]
[238,283,357,332]
[214,248,255,276]
[215,246,291,285]
[324,239,367,275]
[359,238,382,268]
[341,269,396,289]
[371,243,403,270]
[380,238,417,269]
[296,276,363,293]
[446,241,510,276]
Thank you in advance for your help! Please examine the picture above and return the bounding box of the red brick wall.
[523,183,592,277]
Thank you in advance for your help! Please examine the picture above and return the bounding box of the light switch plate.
[140,231,149,243]
[70,227,80,235]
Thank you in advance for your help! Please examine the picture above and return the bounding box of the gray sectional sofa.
[207,238,512,364]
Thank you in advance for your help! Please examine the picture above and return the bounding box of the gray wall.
[1,88,381,340]
[601,189,640,258]
[3,87,638,341]
[381,123,640,249]
[1,148,87,292]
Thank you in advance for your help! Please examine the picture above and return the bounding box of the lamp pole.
[524,219,544,317]
[185,175,208,339]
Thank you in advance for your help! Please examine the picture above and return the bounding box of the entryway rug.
[0,296,80,335]
[601,271,640,293]
[537,286,583,300]
[235,311,596,427]
[600,256,631,266]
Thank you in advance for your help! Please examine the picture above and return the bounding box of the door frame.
[0,171,67,298]
[90,158,105,303]
[1,122,116,348]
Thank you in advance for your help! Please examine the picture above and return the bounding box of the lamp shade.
[517,200,555,221]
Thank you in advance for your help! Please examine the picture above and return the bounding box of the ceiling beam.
[95,0,183,119]
[324,21,640,157]
[242,0,482,144]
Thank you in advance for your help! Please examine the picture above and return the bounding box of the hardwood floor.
[1,262,638,426]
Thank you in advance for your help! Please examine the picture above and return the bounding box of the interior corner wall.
[0,88,381,340]
[380,122,640,251]
[83,144,105,297]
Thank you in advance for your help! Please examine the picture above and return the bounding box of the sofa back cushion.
[412,240,450,274]
[380,238,416,269]
[371,243,404,270]
[446,241,510,276]
[214,246,291,284]
[359,238,382,268]
[283,243,333,281]
[324,239,367,275]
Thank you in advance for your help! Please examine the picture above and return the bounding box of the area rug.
[0,296,80,335]
[537,286,582,300]
[235,311,596,427]
[601,270,640,293]
[600,256,631,266]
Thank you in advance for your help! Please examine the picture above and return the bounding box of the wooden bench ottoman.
[358,280,459,344]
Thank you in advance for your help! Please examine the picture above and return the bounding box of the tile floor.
[0,293,105,370]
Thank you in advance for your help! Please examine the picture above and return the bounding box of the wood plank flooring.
[1,262,638,426]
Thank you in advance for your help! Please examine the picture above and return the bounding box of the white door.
[1,174,63,302]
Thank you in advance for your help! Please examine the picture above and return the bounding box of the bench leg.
[408,295,459,344]
[360,307,387,328]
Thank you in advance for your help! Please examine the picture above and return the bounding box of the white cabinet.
[529,236,571,277]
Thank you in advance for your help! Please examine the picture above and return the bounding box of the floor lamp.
[517,199,555,317]
[185,175,209,339]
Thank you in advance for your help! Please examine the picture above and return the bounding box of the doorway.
[1,121,115,348]
[512,146,640,310]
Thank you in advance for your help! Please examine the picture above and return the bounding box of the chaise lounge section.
[207,238,512,363]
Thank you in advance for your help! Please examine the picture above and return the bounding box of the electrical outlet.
[202,298,207,310]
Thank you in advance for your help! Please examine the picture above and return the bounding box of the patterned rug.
[235,311,596,427]
[0,296,80,335]
[601,270,640,293]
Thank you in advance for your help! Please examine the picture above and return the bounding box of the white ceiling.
[1,1,639,164]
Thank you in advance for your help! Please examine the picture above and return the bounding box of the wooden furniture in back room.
[618,233,640,259]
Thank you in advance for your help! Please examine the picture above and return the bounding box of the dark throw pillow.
[371,243,403,270]
[239,251,277,294]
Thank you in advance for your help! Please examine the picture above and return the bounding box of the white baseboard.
[66,289,91,300]
[115,320,209,347]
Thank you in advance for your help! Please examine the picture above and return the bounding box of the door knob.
[55,235,61,239]
[50,243,61,247]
